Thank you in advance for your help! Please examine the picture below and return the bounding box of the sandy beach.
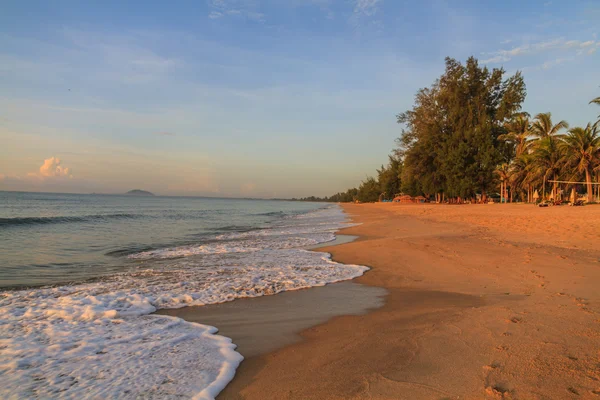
[211,203,600,399]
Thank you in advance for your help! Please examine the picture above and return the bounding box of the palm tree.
[532,136,565,201]
[509,154,536,202]
[530,112,569,139]
[561,123,600,202]
[495,163,510,203]
[591,96,600,128]
[500,113,532,157]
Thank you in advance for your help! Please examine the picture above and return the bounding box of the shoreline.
[157,221,384,372]
[216,203,600,399]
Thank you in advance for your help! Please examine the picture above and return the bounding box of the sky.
[1,0,599,198]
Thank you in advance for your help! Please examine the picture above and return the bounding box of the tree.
[397,56,526,201]
[356,177,381,202]
[509,153,536,202]
[530,112,569,139]
[500,112,532,158]
[591,95,600,128]
[532,136,565,201]
[561,123,600,202]
[377,155,402,200]
[495,163,510,202]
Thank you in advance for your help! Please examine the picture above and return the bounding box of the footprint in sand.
[483,361,503,371]
[568,387,580,395]
[485,382,513,398]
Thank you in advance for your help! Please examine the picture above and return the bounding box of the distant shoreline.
[0,189,328,202]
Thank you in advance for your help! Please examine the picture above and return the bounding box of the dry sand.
[218,203,600,400]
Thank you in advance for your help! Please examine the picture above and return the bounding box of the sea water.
[0,192,367,399]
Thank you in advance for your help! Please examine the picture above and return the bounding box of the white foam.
[0,205,366,399]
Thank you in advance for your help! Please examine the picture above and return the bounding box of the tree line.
[299,56,600,204]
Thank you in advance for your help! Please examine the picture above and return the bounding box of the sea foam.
[0,206,366,399]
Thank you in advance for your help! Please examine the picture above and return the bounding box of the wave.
[0,249,367,399]
[127,233,337,260]
[0,213,143,227]
[0,205,364,399]
[256,211,286,216]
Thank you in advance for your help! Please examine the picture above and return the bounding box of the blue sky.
[1,0,599,197]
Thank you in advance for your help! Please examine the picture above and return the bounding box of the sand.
[158,281,386,358]
[216,203,600,399]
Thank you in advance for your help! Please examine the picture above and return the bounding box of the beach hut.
[399,195,414,203]
[414,196,427,203]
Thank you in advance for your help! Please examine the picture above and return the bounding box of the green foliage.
[591,95,600,128]
[530,112,569,139]
[356,177,381,203]
[302,62,600,205]
[398,56,526,199]
[327,188,358,203]
[561,123,600,201]
[377,155,403,200]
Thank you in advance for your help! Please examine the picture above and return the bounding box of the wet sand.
[217,203,600,399]
[158,281,386,358]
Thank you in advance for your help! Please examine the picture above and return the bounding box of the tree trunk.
[543,176,546,201]
[586,168,593,203]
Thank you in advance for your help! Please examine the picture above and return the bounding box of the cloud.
[208,0,265,22]
[541,57,568,69]
[481,38,600,64]
[58,28,181,85]
[353,0,382,17]
[37,157,72,178]
[3,157,74,186]
[154,131,176,136]
[349,0,383,30]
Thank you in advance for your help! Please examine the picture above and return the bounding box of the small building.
[393,195,414,203]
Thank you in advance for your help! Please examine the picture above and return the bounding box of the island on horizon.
[125,189,155,196]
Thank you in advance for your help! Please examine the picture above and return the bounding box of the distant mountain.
[125,189,155,196]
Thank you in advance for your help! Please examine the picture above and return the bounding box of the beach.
[211,203,600,399]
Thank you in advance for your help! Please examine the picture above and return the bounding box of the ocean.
[0,192,367,399]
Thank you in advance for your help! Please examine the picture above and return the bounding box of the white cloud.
[481,38,599,64]
[208,0,265,22]
[38,157,72,178]
[349,0,383,29]
[542,57,568,69]
[353,0,382,16]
